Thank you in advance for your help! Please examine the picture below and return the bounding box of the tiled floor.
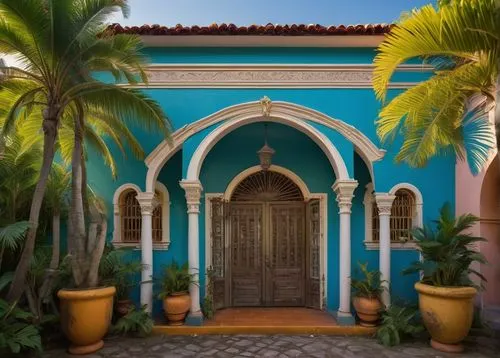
[204,307,338,327]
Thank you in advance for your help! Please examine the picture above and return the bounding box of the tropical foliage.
[376,304,424,347]
[404,203,487,288]
[373,0,499,175]
[0,299,42,355]
[158,261,196,299]
[111,305,153,337]
[351,262,384,299]
[99,245,143,300]
[0,0,170,301]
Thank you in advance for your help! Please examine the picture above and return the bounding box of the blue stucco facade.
[87,46,454,317]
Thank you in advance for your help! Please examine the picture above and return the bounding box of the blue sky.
[112,0,434,26]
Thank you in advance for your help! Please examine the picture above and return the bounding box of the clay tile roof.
[107,23,392,36]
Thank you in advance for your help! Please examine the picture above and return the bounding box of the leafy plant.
[403,203,487,288]
[376,304,424,346]
[158,261,196,299]
[111,305,153,338]
[351,262,383,299]
[99,245,143,300]
[0,299,42,355]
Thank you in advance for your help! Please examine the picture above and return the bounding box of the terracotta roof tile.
[107,23,392,36]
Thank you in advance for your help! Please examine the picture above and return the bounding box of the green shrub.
[158,261,195,299]
[0,299,42,355]
[404,203,487,288]
[376,304,424,346]
[111,305,153,337]
[351,262,383,299]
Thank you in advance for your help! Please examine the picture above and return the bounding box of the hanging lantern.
[257,124,275,171]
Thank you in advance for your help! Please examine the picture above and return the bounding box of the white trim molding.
[146,100,385,191]
[363,182,423,251]
[141,35,386,48]
[122,64,432,89]
[187,115,349,182]
[112,182,171,250]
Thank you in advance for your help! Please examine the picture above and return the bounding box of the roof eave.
[140,35,386,48]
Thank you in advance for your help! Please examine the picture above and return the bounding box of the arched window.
[390,189,416,242]
[364,183,423,250]
[120,189,142,242]
[112,182,171,250]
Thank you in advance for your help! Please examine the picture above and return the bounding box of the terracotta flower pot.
[115,299,134,317]
[163,291,191,325]
[58,286,115,355]
[415,282,477,353]
[353,296,382,327]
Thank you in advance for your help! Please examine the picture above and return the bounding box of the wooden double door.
[229,202,305,307]
[210,198,321,309]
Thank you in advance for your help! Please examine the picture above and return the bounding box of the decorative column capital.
[180,180,203,214]
[332,179,358,214]
[136,192,159,216]
[375,193,396,216]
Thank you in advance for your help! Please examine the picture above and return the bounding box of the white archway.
[145,100,385,191]
[187,115,349,182]
[223,165,312,201]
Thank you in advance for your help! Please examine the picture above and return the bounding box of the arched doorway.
[209,169,322,309]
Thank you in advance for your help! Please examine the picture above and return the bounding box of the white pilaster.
[137,192,158,313]
[179,180,203,322]
[332,179,358,323]
[375,193,396,307]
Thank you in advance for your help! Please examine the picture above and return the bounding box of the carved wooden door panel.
[306,199,322,309]
[210,197,226,309]
[267,203,305,306]
[229,203,263,306]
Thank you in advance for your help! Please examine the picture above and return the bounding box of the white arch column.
[375,193,396,307]
[136,191,157,313]
[333,179,358,325]
[179,179,204,324]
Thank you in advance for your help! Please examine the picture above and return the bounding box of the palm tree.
[373,0,499,175]
[0,0,170,302]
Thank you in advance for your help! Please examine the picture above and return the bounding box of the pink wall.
[456,156,500,307]
[479,159,500,306]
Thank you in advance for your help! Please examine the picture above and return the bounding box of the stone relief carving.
[143,67,377,87]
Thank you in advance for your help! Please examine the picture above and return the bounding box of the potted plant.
[57,196,115,355]
[351,262,384,327]
[158,261,195,325]
[99,245,143,316]
[404,203,487,353]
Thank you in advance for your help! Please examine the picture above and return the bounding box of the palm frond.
[0,221,30,251]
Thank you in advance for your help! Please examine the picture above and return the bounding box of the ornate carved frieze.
[124,64,429,88]
[180,180,203,214]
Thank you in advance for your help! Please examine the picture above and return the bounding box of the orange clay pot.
[163,291,191,325]
[58,286,115,355]
[353,296,383,327]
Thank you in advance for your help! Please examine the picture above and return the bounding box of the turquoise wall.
[84,46,454,316]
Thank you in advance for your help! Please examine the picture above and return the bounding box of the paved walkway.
[44,334,500,358]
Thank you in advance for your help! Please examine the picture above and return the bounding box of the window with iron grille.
[120,190,142,242]
[365,183,422,249]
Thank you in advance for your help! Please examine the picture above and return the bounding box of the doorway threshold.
[153,307,375,336]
